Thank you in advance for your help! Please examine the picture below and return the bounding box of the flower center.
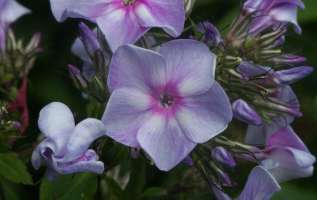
[160,94,174,108]
[123,0,136,6]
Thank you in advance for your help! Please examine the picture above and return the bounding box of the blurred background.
[11,0,317,199]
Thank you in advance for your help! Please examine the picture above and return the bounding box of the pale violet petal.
[64,118,106,161]
[237,166,281,200]
[158,39,216,96]
[137,114,196,171]
[0,0,30,24]
[135,0,185,37]
[102,88,153,147]
[107,44,166,92]
[38,102,75,155]
[176,82,232,143]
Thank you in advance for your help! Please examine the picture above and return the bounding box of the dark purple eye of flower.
[43,148,53,159]
[123,0,136,6]
[160,93,174,108]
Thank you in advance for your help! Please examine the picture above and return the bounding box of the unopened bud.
[79,22,100,59]
[211,146,236,168]
[271,54,307,65]
[68,64,87,88]
[272,66,313,85]
[232,99,262,125]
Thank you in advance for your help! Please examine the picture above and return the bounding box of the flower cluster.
[27,0,315,199]
[0,0,40,134]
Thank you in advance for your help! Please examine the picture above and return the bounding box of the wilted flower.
[32,102,106,179]
[255,127,315,182]
[212,166,281,200]
[243,0,305,33]
[50,0,185,51]
[102,39,232,171]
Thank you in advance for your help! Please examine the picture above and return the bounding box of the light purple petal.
[102,88,153,147]
[38,102,75,156]
[49,0,110,22]
[237,166,281,200]
[63,118,106,161]
[262,148,315,182]
[96,8,148,51]
[57,150,104,174]
[0,0,30,24]
[176,82,232,143]
[159,39,216,96]
[267,127,308,152]
[137,114,195,171]
[135,0,185,37]
[107,44,166,92]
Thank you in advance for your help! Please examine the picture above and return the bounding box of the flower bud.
[211,146,236,168]
[271,54,306,65]
[78,22,100,59]
[196,21,222,47]
[232,99,262,125]
[68,64,87,88]
[272,66,313,85]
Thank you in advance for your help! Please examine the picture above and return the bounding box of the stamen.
[123,0,136,6]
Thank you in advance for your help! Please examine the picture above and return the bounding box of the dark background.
[13,0,317,199]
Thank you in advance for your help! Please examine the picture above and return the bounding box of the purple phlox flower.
[31,102,106,179]
[212,146,236,168]
[271,66,314,85]
[196,21,222,47]
[232,99,262,126]
[243,0,304,34]
[102,39,233,171]
[50,0,185,51]
[0,0,30,48]
[245,86,300,145]
[255,127,315,182]
[212,166,281,200]
[71,23,111,80]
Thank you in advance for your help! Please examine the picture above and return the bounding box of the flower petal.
[102,88,153,147]
[267,127,309,152]
[0,0,30,24]
[135,0,185,37]
[63,118,106,161]
[49,0,111,22]
[237,166,281,200]
[57,150,104,174]
[96,8,148,51]
[107,44,166,92]
[158,39,216,96]
[137,114,195,171]
[176,82,232,143]
[38,102,75,155]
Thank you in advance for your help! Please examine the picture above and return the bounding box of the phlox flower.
[256,127,315,182]
[102,39,232,171]
[50,0,185,51]
[244,0,304,33]
[32,102,106,179]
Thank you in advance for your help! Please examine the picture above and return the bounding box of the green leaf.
[0,178,22,200]
[0,153,33,185]
[40,173,98,200]
[100,176,123,200]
